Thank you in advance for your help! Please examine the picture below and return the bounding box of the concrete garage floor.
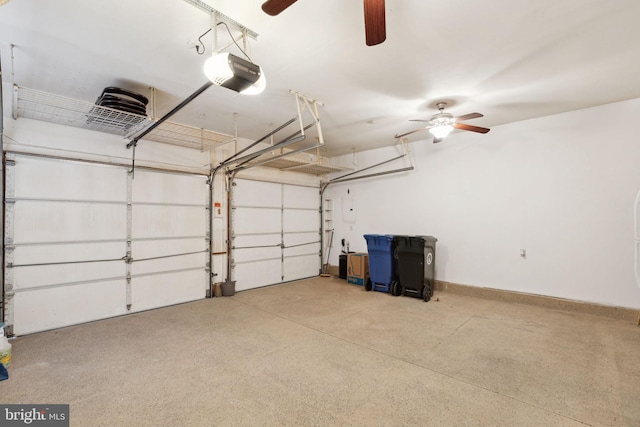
[1,277,639,426]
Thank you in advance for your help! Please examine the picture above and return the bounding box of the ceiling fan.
[395,102,490,143]
[261,0,386,46]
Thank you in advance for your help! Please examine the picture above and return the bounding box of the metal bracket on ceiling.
[184,0,258,54]
[290,90,325,146]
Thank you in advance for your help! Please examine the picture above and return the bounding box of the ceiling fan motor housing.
[430,112,455,127]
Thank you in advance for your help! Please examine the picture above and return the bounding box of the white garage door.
[129,169,209,313]
[231,179,320,291]
[3,153,209,335]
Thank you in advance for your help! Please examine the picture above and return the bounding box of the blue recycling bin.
[363,234,399,294]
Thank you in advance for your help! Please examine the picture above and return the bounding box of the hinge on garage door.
[126,272,132,311]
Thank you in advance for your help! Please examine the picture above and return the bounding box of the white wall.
[326,98,640,309]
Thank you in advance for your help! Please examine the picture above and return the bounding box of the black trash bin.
[394,235,437,301]
[339,252,355,279]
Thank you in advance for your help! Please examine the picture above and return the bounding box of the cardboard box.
[347,253,369,286]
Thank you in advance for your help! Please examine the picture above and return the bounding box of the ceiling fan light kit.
[429,124,454,139]
[395,102,490,142]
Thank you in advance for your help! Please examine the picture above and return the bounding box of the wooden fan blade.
[262,0,298,16]
[395,127,427,139]
[455,112,483,121]
[454,123,490,134]
[364,0,386,46]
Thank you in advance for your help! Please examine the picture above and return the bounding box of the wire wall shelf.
[14,86,152,136]
[12,86,349,175]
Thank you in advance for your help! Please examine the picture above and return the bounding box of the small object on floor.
[436,298,440,302]
[0,363,8,381]
[0,322,11,368]
[221,280,236,296]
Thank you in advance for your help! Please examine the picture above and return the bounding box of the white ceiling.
[2,0,640,157]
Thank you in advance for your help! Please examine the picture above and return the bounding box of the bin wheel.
[423,285,432,302]
[364,278,372,292]
[391,281,402,297]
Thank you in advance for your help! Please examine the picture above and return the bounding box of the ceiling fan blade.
[261,0,298,16]
[395,127,427,138]
[364,0,386,46]
[454,123,491,134]
[455,112,483,121]
[409,119,430,123]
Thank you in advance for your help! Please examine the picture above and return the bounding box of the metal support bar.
[126,169,133,310]
[233,244,282,250]
[328,167,414,185]
[8,257,126,268]
[130,249,208,263]
[6,197,127,205]
[5,150,210,176]
[282,241,320,249]
[330,154,406,182]
[228,134,306,169]
[132,201,206,208]
[127,81,214,148]
[221,117,296,165]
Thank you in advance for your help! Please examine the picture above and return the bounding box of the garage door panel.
[284,231,318,246]
[231,179,319,291]
[14,157,126,201]
[233,180,282,207]
[131,240,207,275]
[234,208,280,234]
[132,170,207,204]
[5,153,209,335]
[233,246,281,263]
[13,241,125,266]
[132,205,205,239]
[283,254,320,281]
[283,184,318,209]
[233,234,280,248]
[13,262,125,291]
[283,209,318,233]
[130,269,206,313]
[284,232,320,257]
[13,202,125,243]
[234,259,282,291]
[12,280,127,335]
[13,241,126,290]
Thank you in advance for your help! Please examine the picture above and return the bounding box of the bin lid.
[394,235,437,246]
[364,234,394,242]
